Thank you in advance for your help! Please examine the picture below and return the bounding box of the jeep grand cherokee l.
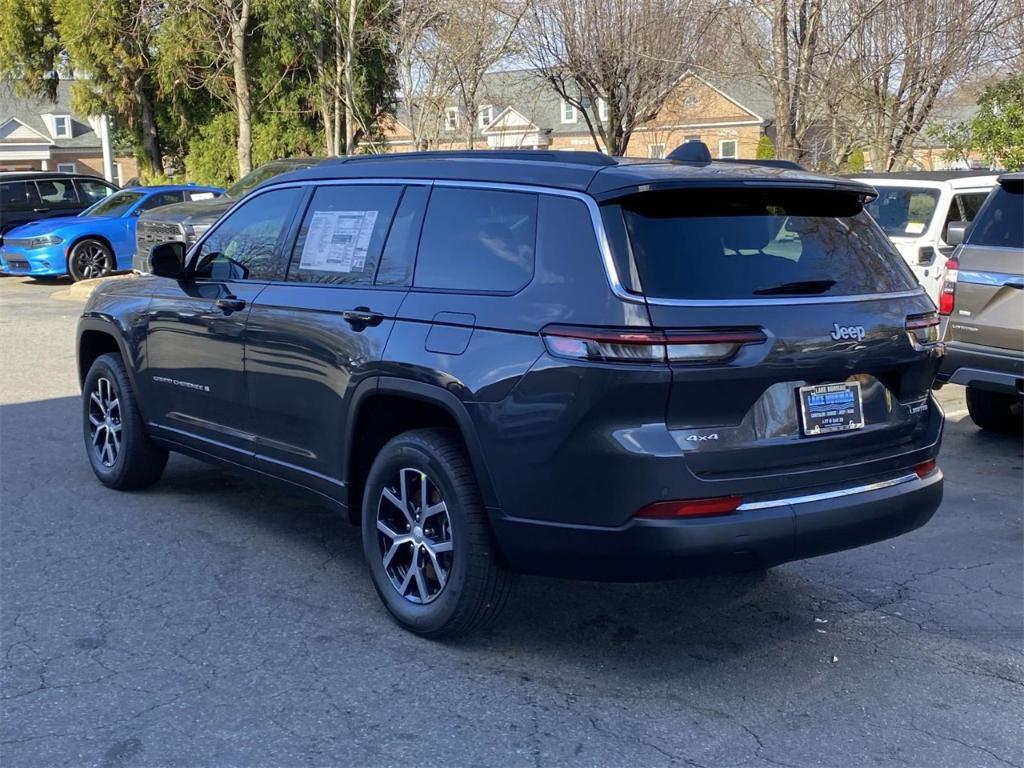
[77,148,945,638]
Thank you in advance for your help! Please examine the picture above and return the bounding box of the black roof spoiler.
[666,141,804,171]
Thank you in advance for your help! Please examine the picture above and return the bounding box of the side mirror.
[149,242,186,278]
[945,221,968,247]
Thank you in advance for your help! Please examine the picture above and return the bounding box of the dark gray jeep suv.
[77,148,945,637]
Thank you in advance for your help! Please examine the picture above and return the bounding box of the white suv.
[855,171,997,303]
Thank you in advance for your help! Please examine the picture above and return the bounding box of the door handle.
[32,207,50,213]
[342,307,384,328]
[215,297,247,313]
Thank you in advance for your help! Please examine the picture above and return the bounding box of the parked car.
[854,171,998,304]
[935,172,1023,433]
[132,158,323,272]
[79,147,944,637]
[0,185,223,281]
[0,172,118,238]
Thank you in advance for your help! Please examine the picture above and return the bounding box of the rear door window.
[135,191,186,214]
[76,178,116,204]
[34,178,79,206]
[616,188,917,300]
[285,184,402,286]
[864,187,939,237]
[414,187,537,293]
[0,181,37,210]
[966,184,1023,249]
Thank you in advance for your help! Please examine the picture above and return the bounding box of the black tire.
[82,352,168,490]
[966,386,1023,434]
[361,428,514,638]
[68,238,114,282]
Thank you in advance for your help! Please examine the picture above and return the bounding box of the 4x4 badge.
[686,433,719,442]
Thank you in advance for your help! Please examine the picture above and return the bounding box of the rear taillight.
[541,326,766,364]
[938,257,958,315]
[914,458,938,478]
[634,496,743,519]
[905,311,940,348]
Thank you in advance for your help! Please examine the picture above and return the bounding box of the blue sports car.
[0,184,224,281]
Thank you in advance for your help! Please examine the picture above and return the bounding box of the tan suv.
[936,173,1024,433]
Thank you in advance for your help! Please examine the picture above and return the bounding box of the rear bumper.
[491,469,943,580]
[936,342,1024,395]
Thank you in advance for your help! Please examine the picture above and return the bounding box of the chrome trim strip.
[246,175,928,307]
[736,472,920,511]
[958,270,1024,288]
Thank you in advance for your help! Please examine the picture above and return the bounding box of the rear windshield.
[966,184,1023,249]
[863,186,940,237]
[616,188,917,300]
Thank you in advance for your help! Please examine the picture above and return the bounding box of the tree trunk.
[137,79,164,175]
[334,0,344,155]
[315,15,336,156]
[231,0,253,177]
[344,0,358,155]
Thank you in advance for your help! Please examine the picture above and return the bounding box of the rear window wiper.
[752,279,837,296]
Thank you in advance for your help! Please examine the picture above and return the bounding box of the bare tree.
[437,0,527,149]
[844,0,1003,170]
[393,0,454,149]
[521,0,720,155]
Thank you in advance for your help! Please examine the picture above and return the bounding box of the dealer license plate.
[798,382,864,436]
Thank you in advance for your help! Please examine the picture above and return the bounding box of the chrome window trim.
[958,269,1024,288]
[737,472,920,511]
[246,176,929,307]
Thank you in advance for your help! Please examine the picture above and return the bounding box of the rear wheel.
[68,238,113,281]
[965,386,1024,434]
[361,428,514,638]
[82,353,168,489]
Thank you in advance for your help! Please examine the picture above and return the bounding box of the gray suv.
[936,173,1023,433]
[78,147,945,637]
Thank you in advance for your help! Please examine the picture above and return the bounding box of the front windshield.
[227,164,291,198]
[864,187,940,238]
[81,190,145,217]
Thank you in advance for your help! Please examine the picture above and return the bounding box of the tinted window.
[286,185,401,285]
[864,187,940,237]
[0,181,35,209]
[193,188,301,281]
[966,185,1023,249]
[76,178,115,203]
[135,191,185,214]
[618,188,917,300]
[943,192,990,240]
[415,188,536,292]
[377,185,429,286]
[35,178,78,204]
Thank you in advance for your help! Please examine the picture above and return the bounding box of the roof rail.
[719,158,805,171]
[340,149,619,167]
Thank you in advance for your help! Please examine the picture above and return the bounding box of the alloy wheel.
[88,377,122,468]
[74,243,109,279]
[376,467,453,604]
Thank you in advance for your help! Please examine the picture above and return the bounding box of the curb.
[51,273,135,302]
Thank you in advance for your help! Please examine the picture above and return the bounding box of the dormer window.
[53,115,71,138]
[561,100,577,124]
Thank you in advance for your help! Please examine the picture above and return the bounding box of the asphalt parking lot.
[1,275,1021,768]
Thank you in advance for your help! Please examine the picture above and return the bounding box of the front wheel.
[83,353,168,489]
[361,428,514,638]
[966,386,1023,434]
[68,238,114,281]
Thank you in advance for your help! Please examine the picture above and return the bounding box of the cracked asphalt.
[1,276,1022,768]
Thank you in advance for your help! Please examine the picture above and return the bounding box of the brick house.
[0,81,137,184]
[380,69,775,159]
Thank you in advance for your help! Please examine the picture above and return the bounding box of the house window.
[683,95,700,109]
[478,105,493,129]
[647,144,666,159]
[719,140,738,159]
[53,116,71,138]
[444,107,459,132]
[561,100,577,124]
[598,98,609,121]
[56,162,76,173]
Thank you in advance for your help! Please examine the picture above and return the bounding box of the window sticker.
[299,209,379,273]
[905,221,926,235]
[190,192,215,201]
